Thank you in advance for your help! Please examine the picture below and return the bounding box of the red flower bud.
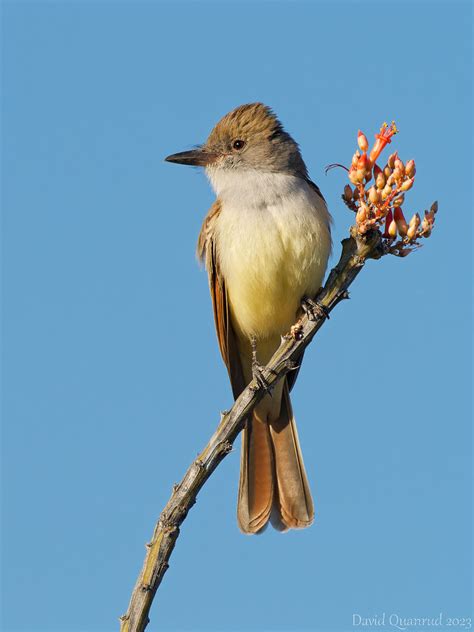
[394,207,408,236]
[357,152,370,171]
[383,210,393,238]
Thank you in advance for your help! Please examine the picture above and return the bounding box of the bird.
[165,103,332,534]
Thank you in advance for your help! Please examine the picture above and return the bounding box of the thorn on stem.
[222,440,233,454]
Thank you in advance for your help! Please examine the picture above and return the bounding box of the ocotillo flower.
[369,121,398,164]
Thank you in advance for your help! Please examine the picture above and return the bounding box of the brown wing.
[197,200,245,398]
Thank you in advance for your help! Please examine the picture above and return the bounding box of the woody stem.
[119,227,384,632]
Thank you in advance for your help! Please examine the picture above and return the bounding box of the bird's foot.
[250,336,273,395]
[301,295,330,322]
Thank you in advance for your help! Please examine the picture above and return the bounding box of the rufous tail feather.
[237,379,314,534]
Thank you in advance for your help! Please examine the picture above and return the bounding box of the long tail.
[237,379,314,534]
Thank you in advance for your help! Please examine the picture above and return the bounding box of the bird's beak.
[165,147,220,167]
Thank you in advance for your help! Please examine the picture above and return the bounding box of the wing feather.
[197,200,245,398]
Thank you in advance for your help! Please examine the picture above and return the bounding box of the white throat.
[206,167,306,209]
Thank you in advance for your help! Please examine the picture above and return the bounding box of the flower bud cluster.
[341,122,437,254]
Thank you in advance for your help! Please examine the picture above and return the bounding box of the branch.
[119,227,384,632]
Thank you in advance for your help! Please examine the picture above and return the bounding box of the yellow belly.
[216,196,331,346]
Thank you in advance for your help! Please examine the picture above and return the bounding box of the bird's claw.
[250,336,273,395]
[301,296,330,321]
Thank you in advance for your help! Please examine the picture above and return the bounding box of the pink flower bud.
[400,177,414,192]
[376,172,386,189]
[381,184,392,200]
[348,169,360,185]
[368,186,380,204]
[352,151,361,167]
[409,212,421,229]
[421,213,433,237]
[388,219,398,238]
[356,205,368,224]
[387,152,398,169]
[358,130,369,152]
[422,209,436,234]
[405,159,416,178]
[384,166,392,178]
[393,194,405,207]
[407,225,417,240]
[394,158,405,175]
[407,213,421,240]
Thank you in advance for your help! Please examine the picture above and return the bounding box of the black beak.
[164,148,219,167]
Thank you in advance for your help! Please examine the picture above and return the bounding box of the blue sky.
[1,1,472,631]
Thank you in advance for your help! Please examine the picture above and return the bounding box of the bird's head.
[165,103,307,180]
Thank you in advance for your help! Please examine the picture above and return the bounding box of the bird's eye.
[232,140,245,150]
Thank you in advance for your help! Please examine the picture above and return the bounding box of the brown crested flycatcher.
[166,103,332,534]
